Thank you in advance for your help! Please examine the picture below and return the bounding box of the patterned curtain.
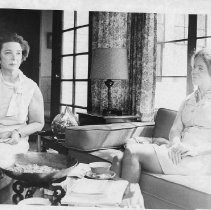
[90,12,157,121]
[127,13,157,121]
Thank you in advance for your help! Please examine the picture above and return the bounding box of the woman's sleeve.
[169,100,186,143]
[28,85,45,126]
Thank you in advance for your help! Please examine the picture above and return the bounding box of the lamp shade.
[91,48,128,80]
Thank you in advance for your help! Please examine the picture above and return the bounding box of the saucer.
[85,170,116,180]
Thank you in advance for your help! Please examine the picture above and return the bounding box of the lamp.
[91,48,128,116]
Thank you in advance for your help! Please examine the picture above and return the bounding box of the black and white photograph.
[0,0,211,209]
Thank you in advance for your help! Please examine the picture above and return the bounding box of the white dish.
[18,197,51,205]
[89,162,111,174]
[85,170,116,180]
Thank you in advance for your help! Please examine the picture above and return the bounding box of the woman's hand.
[168,142,189,165]
[0,131,12,140]
[0,130,20,145]
[7,130,20,145]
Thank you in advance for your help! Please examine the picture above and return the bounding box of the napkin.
[61,178,129,206]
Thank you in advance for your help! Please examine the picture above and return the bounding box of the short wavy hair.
[0,32,30,62]
[192,48,211,76]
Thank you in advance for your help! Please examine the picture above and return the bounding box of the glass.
[61,57,73,79]
[60,105,74,114]
[62,31,74,55]
[196,38,211,50]
[162,14,188,42]
[155,77,187,110]
[158,41,188,77]
[77,11,89,26]
[197,14,206,30]
[196,14,211,50]
[60,81,73,105]
[174,26,186,40]
[63,11,74,30]
[75,82,88,107]
[75,55,88,79]
[76,27,89,53]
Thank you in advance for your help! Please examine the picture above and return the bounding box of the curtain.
[127,13,157,121]
[90,12,157,121]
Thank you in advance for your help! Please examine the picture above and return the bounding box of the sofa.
[64,108,211,209]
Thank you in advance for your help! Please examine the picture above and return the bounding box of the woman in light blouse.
[112,49,211,182]
[0,32,44,166]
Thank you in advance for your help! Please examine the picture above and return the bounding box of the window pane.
[62,31,74,55]
[197,14,206,30]
[155,77,187,110]
[207,15,211,35]
[63,11,74,30]
[76,27,88,53]
[196,38,211,50]
[196,15,211,50]
[75,82,87,107]
[60,81,72,104]
[61,57,73,79]
[60,105,77,115]
[159,42,187,76]
[77,11,89,26]
[76,55,88,79]
[161,14,188,41]
[156,44,162,76]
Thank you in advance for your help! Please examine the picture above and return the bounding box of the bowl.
[1,152,78,185]
[89,162,111,174]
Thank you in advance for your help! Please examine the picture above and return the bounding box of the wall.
[39,11,53,122]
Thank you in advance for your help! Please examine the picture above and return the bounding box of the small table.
[3,178,144,208]
[78,112,138,125]
[61,177,144,208]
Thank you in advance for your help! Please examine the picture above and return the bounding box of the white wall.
[39,10,53,122]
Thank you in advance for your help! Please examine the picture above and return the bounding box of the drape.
[90,11,157,121]
[127,13,157,121]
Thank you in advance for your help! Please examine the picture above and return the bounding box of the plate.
[85,170,116,180]
[18,198,51,205]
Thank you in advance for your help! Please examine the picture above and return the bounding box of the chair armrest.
[132,124,155,138]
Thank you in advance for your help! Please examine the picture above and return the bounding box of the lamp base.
[102,109,122,116]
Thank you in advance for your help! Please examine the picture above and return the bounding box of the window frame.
[50,10,90,120]
[155,14,211,110]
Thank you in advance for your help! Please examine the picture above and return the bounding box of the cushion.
[153,108,177,140]
[64,123,137,151]
[140,171,211,209]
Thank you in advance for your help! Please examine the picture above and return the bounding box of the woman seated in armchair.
[112,48,211,183]
[0,32,44,167]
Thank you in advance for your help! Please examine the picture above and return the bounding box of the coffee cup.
[89,162,111,174]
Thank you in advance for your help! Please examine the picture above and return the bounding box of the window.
[60,11,89,115]
[155,14,211,110]
[50,11,89,118]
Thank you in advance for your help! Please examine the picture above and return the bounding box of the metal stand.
[12,180,65,205]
